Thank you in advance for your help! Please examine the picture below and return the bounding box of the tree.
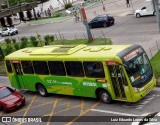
[5,0,49,8]
[57,0,73,9]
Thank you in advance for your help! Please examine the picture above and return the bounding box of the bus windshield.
[125,52,152,87]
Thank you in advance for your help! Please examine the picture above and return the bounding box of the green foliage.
[30,36,38,47]
[1,4,7,9]
[12,39,16,44]
[20,40,27,49]
[5,45,12,55]
[151,51,160,78]
[5,38,11,44]
[64,3,72,9]
[44,35,54,42]
[44,35,50,42]
[21,37,28,45]
[4,0,35,7]
[50,35,54,42]
[52,12,61,18]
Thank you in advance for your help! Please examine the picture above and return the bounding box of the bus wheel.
[99,90,112,104]
[36,84,48,97]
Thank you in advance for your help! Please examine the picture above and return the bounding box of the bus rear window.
[6,60,13,73]
[83,62,105,78]
[33,61,49,75]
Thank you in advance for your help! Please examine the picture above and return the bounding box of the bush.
[5,45,12,55]
[50,35,54,42]
[21,37,28,45]
[44,35,50,42]
[20,40,27,49]
[65,3,73,9]
[14,43,19,50]
[12,39,16,43]
[30,36,38,47]
[5,38,11,44]
[52,12,61,18]
[44,35,54,42]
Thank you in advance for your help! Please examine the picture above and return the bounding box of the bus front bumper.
[132,77,156,102]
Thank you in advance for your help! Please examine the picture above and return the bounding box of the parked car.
[131,112,160,125]
[88,14,114,29]
[0,86,25,113]
[0,27,18,37]
[134,0,156,18]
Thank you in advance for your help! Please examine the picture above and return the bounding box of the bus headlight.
[134,87,140,93]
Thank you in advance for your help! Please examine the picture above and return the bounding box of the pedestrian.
[103,4,106,11]
[45,10,48,17]
[126,0,130,8]
[47,8,51,17]
[37,10,41,18]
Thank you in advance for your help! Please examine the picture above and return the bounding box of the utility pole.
[154,0,160,33]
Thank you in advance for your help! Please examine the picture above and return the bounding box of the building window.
[83,62,105,78]
[48,61,66,76]
[33,61,49,75]
[21,61,34,74]
[65,61,84,77]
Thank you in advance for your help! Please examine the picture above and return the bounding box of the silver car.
[0,27,18,37]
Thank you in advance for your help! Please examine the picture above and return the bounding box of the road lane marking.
[80,98,84,115]
[91,109,138,116]
[9,97,67,115]
[47,99,58,125]
[15,94,37,125]
[66,102,100,125]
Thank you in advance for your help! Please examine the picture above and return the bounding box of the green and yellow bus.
[5,44,156,103]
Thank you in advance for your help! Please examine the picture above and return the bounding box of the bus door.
[12,61,25,89]
[107,63,128,100]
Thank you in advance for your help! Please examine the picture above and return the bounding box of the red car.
[0,86,25,113]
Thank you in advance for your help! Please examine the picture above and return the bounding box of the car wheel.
[103,23,107,27]
[8,33,11,36]
[2,106,8,113]
[0,34,2,37]
[16,31,18,34]
[136,13,141,18]
[153,11,156,16]
[99,90,112,104]
[89,24,92,29]
[36,84,48,97]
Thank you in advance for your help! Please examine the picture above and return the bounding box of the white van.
[135,0,155,18]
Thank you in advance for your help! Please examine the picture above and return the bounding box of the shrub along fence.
[0,34,112,62]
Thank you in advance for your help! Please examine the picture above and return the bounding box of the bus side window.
[33,61,49,75]
[21,61,34,74]
[65,61,84,77]
[5,60,13,73]
[83,62,105,78]
[48,61,66,76]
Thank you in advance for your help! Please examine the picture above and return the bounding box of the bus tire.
[99,90,112,104]
[36,84,48,97]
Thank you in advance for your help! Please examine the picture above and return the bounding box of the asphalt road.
[1,15,159,58]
